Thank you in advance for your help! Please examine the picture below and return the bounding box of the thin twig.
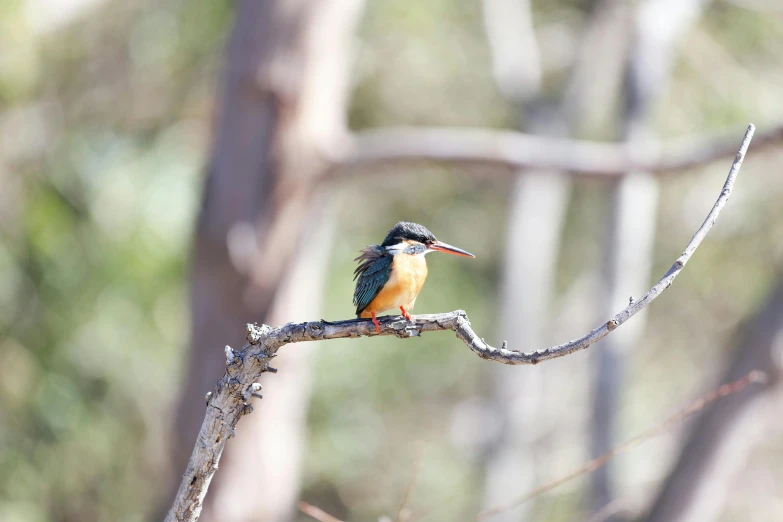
[478,370,768,520]
[164,125,754,522]
[299,501,345,522]
[584,499,634,522]
[396,444,426,522]
[334,122,769,177]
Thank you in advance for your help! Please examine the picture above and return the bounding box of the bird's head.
[381,222,475,258]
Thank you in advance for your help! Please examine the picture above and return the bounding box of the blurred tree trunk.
[479,4,568,522]
[644,276,783,522]
[481,108,571,522]
[481,1,631,520]
[589,2,709,517]
[167,1,363,521]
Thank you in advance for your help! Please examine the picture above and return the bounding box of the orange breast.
[360,254,428,317]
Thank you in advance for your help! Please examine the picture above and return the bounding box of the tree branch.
[335,122,772,177]
[299,502,345,522]
[165,124,754,522]
[478,370,768,520]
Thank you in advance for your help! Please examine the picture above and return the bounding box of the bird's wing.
[353,245,393,316]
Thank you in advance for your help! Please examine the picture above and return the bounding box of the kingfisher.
[353,221,475,333]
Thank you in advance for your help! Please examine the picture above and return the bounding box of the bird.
[353,221,475,333]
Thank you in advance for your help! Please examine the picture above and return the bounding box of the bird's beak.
[429,240,475,258]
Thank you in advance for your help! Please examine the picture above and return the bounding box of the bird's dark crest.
[381,221,436,247]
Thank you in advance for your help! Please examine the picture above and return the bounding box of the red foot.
[399,306,413,321]
[371,311,381,334]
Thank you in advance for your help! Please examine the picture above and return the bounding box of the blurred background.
[2,0,783,521]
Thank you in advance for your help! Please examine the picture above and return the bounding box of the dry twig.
[164,124,754,522]
[396,445,426,522]
[299,501,345,522]
[478,370,768,520]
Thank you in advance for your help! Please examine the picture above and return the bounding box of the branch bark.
[164,124,754,522]
[335,122,778,177]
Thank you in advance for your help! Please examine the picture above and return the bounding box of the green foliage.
[0,1,230,520]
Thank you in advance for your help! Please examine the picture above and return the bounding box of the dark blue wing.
[353,246,393,316]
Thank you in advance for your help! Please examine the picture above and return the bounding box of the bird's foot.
[399,306,413,322]
[371,311,381,334]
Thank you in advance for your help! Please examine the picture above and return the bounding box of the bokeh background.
[1,1,783,522]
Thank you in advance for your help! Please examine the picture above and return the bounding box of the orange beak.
[429,240,475,258]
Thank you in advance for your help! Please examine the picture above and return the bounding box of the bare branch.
[299,502,345,522]
[335,122,772,177]
[644,275,783,522]
[396,445,426,522]
[165,125,753,522]
[478,370,768,520]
